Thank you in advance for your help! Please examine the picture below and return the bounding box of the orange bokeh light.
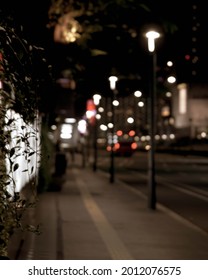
[129,130,135,137]
[116,130,123,136]
[131,142,138,150]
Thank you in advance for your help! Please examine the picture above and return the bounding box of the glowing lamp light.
[106,146,111,152]
[185,54,191,60]
[131,142,138,150]
[108,76,118,90]
[167,76,176,83]
[145,31,160,52]
[138,101,144,107]
[167,61,173,67]
[100,124,107,131]
[116,130,123,136]
[86,99,96,123]
[78,119,87,134]
[54,13,82,44]
[64,117,76,123]
[93,94,101,106]
[108,123,114,129]
[134,90,142,98]
[114,143,120,150]
[60,123,73,139]
[86,110,95,119]
[112,100,119,106]
[127,117,134,124]
[129,130,136,137]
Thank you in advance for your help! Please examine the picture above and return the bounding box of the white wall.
[5,110,41,196]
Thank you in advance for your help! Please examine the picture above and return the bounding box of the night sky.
[2,1,207,80]
[1,1,208,116]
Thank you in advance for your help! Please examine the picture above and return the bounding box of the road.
[97,150,208,235]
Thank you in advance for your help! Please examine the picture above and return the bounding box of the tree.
[46,0,177,100]
[0,11,51,258]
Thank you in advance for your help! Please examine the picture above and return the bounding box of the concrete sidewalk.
[8,162,208,260]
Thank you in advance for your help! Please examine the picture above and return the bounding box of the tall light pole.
[108,75,118,183]
[92,93,101,172]
[145,30,160,210]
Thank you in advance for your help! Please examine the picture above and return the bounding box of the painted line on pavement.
[118,177,208,238]
[74,169,134,260]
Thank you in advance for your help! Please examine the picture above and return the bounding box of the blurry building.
[173,83,208,140]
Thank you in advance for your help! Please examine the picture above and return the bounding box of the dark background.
[1,1,208,117]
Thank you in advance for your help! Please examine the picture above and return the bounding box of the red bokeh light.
[185,54,191,60]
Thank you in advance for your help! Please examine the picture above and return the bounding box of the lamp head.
[145,31,160,52]
[93,94,101,106]
[108,76,118,90]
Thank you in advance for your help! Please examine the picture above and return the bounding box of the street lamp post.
[108,76,118,183]
[92,94,101,172]
[145,30,160,210]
